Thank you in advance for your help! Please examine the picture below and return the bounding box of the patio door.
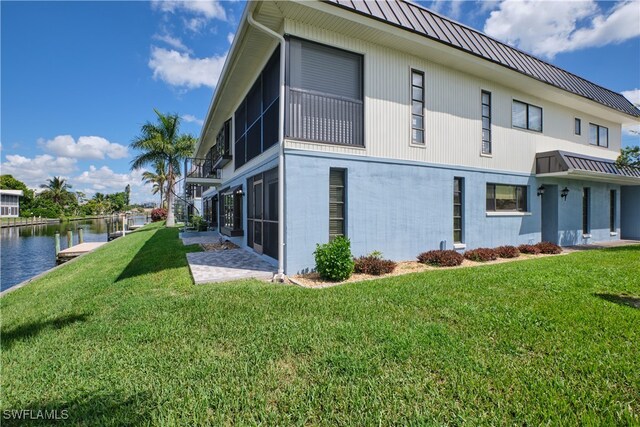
[253,179,263,254]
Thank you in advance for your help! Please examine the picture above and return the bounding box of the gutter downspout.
[247,9,286,281]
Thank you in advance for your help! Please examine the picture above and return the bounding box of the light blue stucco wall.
[621,186,640,239]
[284,150,543,274]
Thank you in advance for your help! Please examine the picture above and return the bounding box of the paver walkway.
[187,250,275,284]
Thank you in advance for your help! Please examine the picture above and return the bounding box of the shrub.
[495,245,520,259]
[417,250,464,267]
[464,248,498,262]
[191,215,207,231]
[151,208,167,222]
[314,237,355,281]
[354,254,397,275]
[535,241,562,254]
[518,244,541,255]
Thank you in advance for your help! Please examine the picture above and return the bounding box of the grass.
[1,222,639,425]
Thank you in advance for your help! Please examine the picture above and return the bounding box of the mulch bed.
[200,241,240,251]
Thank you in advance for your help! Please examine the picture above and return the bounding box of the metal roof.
[324,0,640,118]
[536,151,640,179]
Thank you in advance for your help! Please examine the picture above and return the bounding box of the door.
[253,179,263,254]
[541,184,558,244]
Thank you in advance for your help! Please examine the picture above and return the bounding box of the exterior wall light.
[235,188,244,197]
[561,187,570,201]
[537,186,545,196]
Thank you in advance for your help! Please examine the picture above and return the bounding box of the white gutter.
[247,7,287,280]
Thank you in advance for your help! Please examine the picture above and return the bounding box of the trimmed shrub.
[495,245,520,259]
[535,241,563,254]
[464,248,498,262]
[518,244,541,255]
[151,208,167,222]
[354,255,397,276]
[417,250,464,267]
[314,237,355,281]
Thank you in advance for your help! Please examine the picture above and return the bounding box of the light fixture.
[537,185,545,197]
[235,188,244,197]
[561,187,570,201]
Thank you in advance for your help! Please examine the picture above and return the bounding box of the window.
[220,188,243,236]
[453,178,463,243]
[234,49,280,170]
[589,123,608,147]
[583,188,590,234]
[610,190,616,232]
[287,37,363,146]
[486,184,528,212]
[512,100,542,132]
[575,118,581,135]
[329,169,346,240]
[481,91,491,154]
[411,70,425,145]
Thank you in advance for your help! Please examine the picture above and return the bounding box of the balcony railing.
[184,157,222,180]
[287,88,363,147]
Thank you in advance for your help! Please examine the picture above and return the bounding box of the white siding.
[283,19,623,174]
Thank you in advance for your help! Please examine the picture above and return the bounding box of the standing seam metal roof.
[324,0,640,117]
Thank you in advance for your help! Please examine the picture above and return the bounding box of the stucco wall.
[621,186,640,239]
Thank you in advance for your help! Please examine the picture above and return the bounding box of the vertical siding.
[283,19,623,174]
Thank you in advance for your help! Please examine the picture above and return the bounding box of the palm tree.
[40,176,73,205]
[141,160,167,208]
[130,110,195,226]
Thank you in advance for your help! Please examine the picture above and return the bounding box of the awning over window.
[536,151,640,185]
[221,185,242,196]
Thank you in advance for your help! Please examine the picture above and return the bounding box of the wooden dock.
[56,242,107,264]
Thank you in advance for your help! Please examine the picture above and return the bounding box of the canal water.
[1,217,146,292]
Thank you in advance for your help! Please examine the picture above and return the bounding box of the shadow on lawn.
[1,392,151,427]
[1,313,89,350]
[116,227,199,282]
[594,293,640,310]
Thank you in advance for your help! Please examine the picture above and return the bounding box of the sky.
[1,0,639,204]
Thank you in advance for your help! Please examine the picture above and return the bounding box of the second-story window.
[481,90,491,154]
[411,69,425,145]
[575,118,581,135]
[512,100,542,132]
[589,123,608,147]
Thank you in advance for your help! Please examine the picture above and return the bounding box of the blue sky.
[2,0,639,203]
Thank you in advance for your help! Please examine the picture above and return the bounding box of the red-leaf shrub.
[535,241,562,254]
[417,250,464,267]
[151,208,167,222]
[495,245,520,258]
[518,244,541,255]
[464,248,498,262]
[354,256,397,275]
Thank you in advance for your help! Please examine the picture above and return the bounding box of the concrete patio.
[180,231,276,284]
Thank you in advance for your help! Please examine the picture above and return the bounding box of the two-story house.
[184,0,640,277]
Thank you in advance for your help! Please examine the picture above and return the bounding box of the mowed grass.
[1,222,639,425]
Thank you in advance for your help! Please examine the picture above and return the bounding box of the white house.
[0,189,24,218]
[183,0,640,276]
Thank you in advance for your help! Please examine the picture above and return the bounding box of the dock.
[56,242,107,264]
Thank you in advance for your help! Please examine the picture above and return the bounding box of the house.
[183,0,640,277]
[0,190,24,217]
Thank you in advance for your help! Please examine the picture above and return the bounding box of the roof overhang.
[0,190,24,196]
[536,150,640,185]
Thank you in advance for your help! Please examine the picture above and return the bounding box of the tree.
[141,160,167,208]
[124,184,131,206]
[40,176,74,206]
[616,145,640,168]
[130,110,195,226]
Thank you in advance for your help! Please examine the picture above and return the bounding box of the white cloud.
[227,32,234,45]
[153,33,192,53]
[182,114,204,125]
[152,0,227,21]
[1,154,77,188]
[621,89,640,136]
[484,0,640,59]
[41,135,128,160]
[74,165,155,204]
[149,46,227,89]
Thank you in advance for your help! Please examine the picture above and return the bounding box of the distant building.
[0,189,23,217]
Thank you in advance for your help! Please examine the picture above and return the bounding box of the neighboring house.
[183,0,640,276]
[0,190,24,217]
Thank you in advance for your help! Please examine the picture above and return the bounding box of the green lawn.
[2,222,639,425]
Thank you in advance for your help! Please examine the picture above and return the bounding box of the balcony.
[184,157,222,187]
